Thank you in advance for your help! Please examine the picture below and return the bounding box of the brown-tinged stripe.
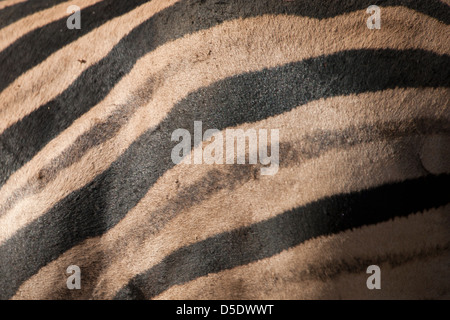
[114,175,450,299]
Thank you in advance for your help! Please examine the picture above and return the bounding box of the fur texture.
[0,0,449,300]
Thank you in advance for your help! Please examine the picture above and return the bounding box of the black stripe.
[0,0,69,30]
[0,49,449,299]
[114,174,450,299]
[1,0,449,187]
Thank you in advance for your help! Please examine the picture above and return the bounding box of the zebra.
[0,0,449,300]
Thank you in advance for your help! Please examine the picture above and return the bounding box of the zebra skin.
[0,0,449,300]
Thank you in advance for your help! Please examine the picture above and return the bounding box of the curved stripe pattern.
[115,174,450,299]
[0,0,69,29]
[152,205,450,300]
[0,0,151,93]
[1,0,449,188]
[0,0,178,136]
[10,88,449,299]
[0,0,449,300]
